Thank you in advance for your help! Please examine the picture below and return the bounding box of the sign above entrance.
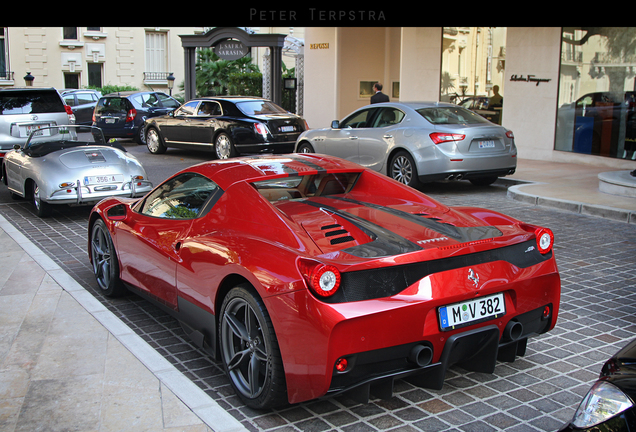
[215,40,248,60]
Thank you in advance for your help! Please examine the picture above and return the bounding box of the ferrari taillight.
[297,259,341,297]
[535,227,554,254]
[430,132,466,145]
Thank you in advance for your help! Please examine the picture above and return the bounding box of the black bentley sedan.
[143,96,308,159]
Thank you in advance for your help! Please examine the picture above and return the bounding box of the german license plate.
[84,174,123,185]
[478,140,496,148]
[280,125,295,132]
[438,292,505,331]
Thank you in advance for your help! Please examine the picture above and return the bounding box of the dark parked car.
[60,89,102,125]
[144,96,308,159]
[93,91,180,145]
[0,87,75,162]
[559,338,636,431]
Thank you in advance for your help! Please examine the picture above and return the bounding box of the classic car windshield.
[23,125,114,157]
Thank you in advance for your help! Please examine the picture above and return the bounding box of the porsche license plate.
[84,174,124,185]
[478,140,496,148]
[438,293,505,331]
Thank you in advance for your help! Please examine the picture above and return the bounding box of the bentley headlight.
[572,381,633,428]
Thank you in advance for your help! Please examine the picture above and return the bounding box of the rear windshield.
[416,106,490,125]
[0,90,65,115]
[94,97,130,115]
[236,100,288,116]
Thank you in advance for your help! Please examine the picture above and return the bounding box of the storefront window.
[440,27,507,124]
[556,27,636,160]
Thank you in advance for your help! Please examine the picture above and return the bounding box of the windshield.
[236,100,288,116]
[23,125,114,157]
[0,90,66,114]
[416,106,490,125]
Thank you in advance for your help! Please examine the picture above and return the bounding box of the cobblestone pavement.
[0,180,634,432]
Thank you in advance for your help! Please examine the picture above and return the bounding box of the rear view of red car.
[87,153,560,409]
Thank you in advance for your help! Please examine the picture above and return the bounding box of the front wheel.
[219,285,287,409]
[214,133,237,159]
[389,151,420,189]
[90,219,126,297]
[31,181,52,217]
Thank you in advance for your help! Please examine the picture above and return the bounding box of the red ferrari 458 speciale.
[88,154,560,409]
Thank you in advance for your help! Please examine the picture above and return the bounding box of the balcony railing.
[0,70,14,81]
[143,72,173,81]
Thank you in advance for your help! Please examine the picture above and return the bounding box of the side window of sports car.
[139,173,220,219]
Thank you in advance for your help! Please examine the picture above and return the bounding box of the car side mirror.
[106,204,128,221]
[331,120,340,129]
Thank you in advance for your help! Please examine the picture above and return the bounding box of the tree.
[195,49,261,97]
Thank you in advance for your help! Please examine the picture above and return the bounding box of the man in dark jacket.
[370,83,389,104]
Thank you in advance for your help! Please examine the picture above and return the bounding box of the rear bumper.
[326,304,552,403]
[45,181,153,205]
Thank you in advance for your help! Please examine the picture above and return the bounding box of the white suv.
[0,88,75,161]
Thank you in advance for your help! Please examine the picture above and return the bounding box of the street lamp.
[24,72,34,86]
[167,73,175,96]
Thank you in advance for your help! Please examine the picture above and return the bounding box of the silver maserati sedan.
[1,125,152,217]
[294,102,517,188]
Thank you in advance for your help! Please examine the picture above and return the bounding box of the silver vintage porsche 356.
[1,125,152,217]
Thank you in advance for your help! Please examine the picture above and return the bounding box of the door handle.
[383,134,393,139]
[349,136,358,140]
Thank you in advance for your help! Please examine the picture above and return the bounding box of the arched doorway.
[179,27,287,104]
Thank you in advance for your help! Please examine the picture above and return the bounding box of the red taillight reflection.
[126,108,137,123]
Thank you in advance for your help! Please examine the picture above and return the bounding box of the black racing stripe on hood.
[332,197,502,242]
[300,200,422,258]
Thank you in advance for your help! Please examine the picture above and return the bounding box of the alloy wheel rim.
[147,130,159,152]
[33,184,41,210]
[91,226,112,290]
[221,297,268,399]
[392,156,413,184]
[216,135,231,159]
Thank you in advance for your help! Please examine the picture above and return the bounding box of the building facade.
[0,27,204,95]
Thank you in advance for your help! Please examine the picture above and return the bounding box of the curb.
[499,179,636,224]
[0,215,248,432]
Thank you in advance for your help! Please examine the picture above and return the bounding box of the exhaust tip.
[503,320,523,342]
[409,344,433,367]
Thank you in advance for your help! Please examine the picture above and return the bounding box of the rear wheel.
[214,133,237,159]
[146,127,167,154]
[135,124,146,145]
[219,285,287,409]
[296,142,315,153]
[90,219,126,297]
[389,151,420,189]
[31,181,51,217]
